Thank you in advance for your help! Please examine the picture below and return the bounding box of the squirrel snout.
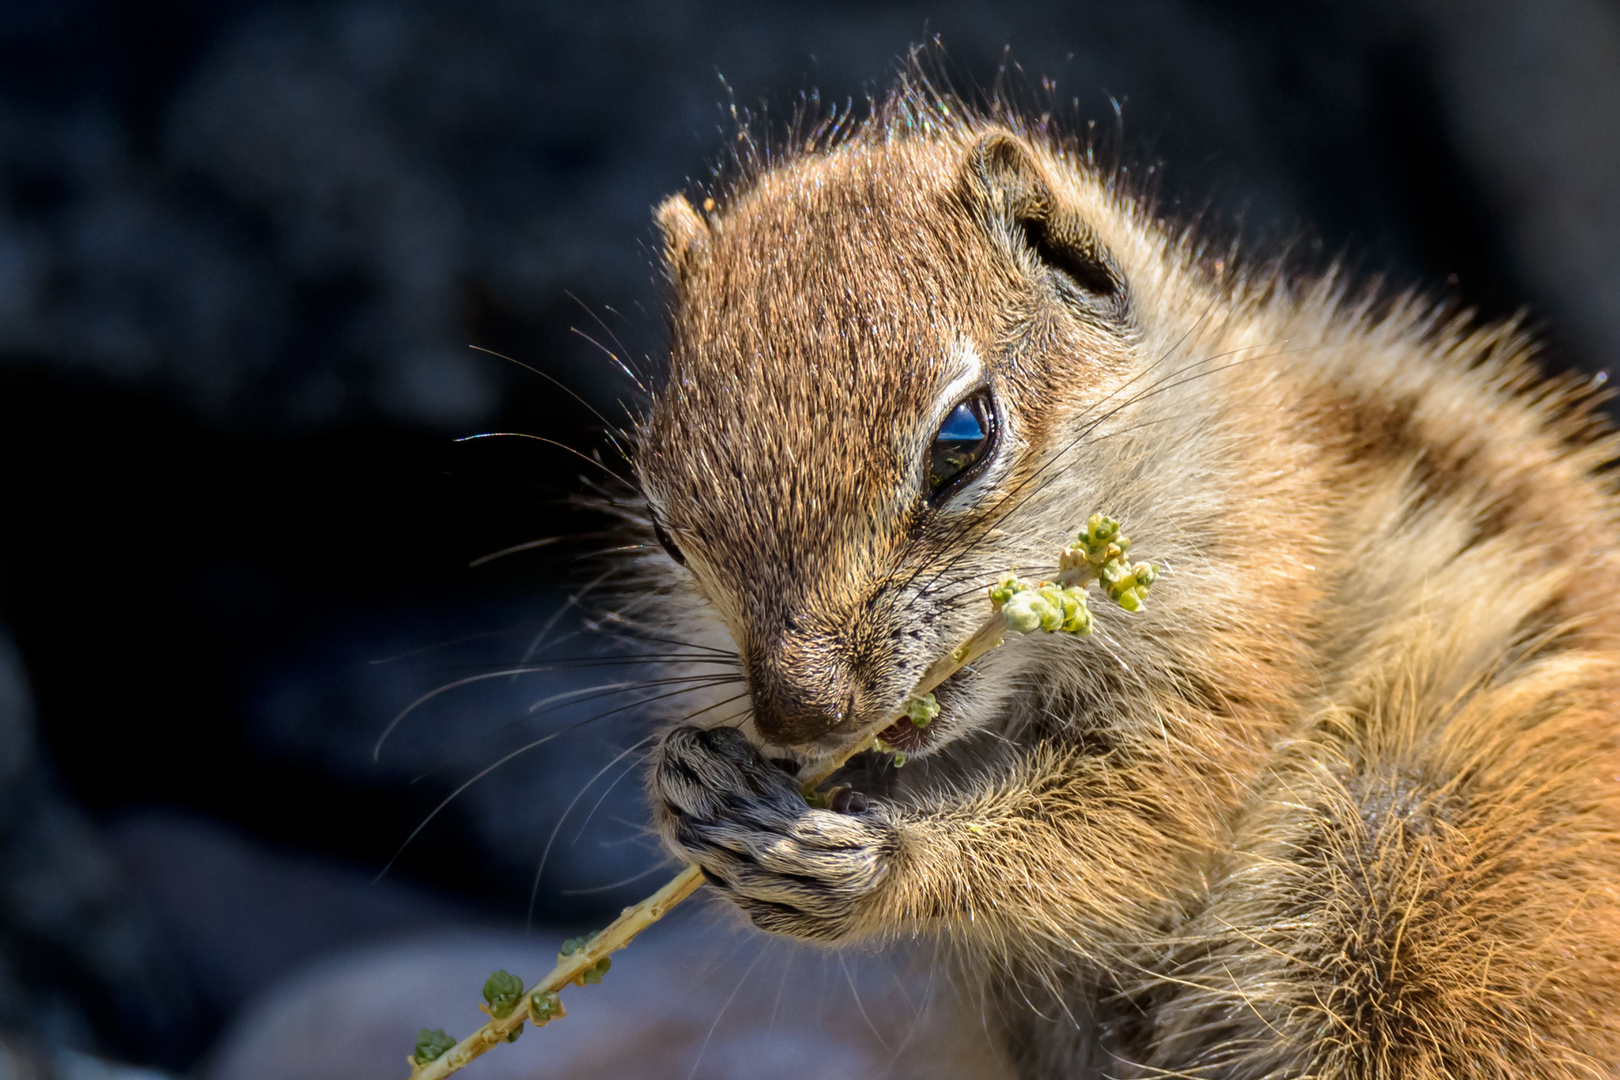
[745,647,860,746]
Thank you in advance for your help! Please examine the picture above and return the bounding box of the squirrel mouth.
[874,675,962,755]
[868,662,976,756]
[875,712,930,752]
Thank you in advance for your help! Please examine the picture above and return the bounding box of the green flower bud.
[1032,587,1064,632]
[905,693,940,728]
[892,752,907,767]
[1117,587,1142,611]
[414,1028,457,1065]
[529,991,563,1025]
[1058,592,1088,632]
[505,1026,523,1043]
[1086,514,1120,545]
[482,970,524,1019]
[1002,591,1047,634]
[558,931,600,960]
[988,573,1025,606]
[1060,586,1093,634]
[579,956,611,984]
[1132,561,1158,590]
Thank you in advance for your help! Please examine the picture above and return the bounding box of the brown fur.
[631,79,1620,1078]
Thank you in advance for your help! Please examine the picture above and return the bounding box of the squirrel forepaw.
[653,725,897,941]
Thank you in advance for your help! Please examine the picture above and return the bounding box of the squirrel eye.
[927,389,997,500]
[651,514,686,566]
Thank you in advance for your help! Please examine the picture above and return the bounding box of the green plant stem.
[407,867,704,1079]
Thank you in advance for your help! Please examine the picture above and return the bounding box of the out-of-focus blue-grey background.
[0,1,1615,1077]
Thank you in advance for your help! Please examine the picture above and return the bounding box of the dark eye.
[650,513,686,566]
[927,389,997,500]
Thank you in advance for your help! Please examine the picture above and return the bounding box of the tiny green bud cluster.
[988,573,1025,607]
[1060,514,1158,611]
[414,1028,457,1066]
[529,990,563,1025]
[1082,512,1120,547]
[870,735,908,767]
[1100,559,1157,611]
[989,514,1157,636]
[999,580,1094,635]
[482,970,524,1019]
[905,693,940,728]
[558,932,611,985]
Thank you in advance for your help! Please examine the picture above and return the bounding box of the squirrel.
[628,80,1620,1079]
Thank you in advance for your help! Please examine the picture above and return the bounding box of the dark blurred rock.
[5,0,1612,436]
[1413,0,1620,369]
[0,1037,173,1080]
[106,811,471,1018]
[0,630,198,1065]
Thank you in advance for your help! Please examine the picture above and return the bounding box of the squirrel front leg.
[654,725,1204,951]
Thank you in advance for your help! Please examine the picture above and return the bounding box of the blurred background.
[0,1,1614,1077]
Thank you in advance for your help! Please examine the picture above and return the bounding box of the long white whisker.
[374,666,576,761]
[569,744,658,844]
[557,862,670,896]
[840,951,891,1052]
[373,726,579,882]
[686,947,769,1080]
[528,735,659,920]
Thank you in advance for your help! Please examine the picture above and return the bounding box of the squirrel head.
[636,125,1159,755]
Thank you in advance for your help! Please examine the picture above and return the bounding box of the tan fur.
[630,80,1620,1079]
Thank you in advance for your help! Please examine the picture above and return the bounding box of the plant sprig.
[405,514,1155,1078]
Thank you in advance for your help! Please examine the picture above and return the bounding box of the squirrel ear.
[962,130,1122,303]
[655,194,710,288]
[963,130,1053,220]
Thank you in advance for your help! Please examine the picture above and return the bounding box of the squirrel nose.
[746,644,858,746]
